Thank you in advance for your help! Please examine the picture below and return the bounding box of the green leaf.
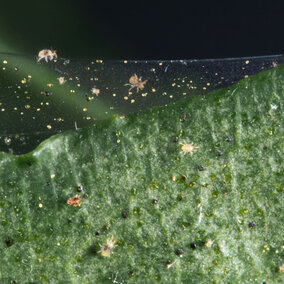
[1,65,283,283]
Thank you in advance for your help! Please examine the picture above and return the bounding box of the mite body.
[125,74,147,93]
[100,235,117,257]
[37,49,57,62]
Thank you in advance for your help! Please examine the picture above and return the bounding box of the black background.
[0,1,283,60]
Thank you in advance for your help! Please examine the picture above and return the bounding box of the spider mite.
[179,141,199,156]
[37,49,57,62]
[67,194,82,207]
[124,74,147,93]
[100,236,117,257]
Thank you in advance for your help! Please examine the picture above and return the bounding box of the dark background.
[0,1,283,60]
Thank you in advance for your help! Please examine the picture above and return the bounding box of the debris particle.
[248,222,256,228]
[179,113,186,121]
[205,239,213,247]
[5,238,12,247]
[217,151,223,156]
[152,199,158,204]
[176,249,183,257]
[122,211,128,218]
[198,165,205,171]
[83,193,88,198]
[166,259,176,269]
[171,176,176,181]
[67,219,72,224]
[225,136,232,142]
[95,231,100,236]
[172,137,178,143]
[67,195,82,207]
[190,243,197,249]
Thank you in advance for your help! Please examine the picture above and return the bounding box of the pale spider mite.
[37,49,58,62]
[100,235,117,257]
[57,76,66,85]
[179,141,199,155]
[91,87,100,96]
[124,74,147,93]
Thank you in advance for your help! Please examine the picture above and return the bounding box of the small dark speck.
[263,146,268,150]
[67,219,72,224]
[217,151,223,156]
[198,165,205,171]
[172,137,178,143]
[225,136,232,142]
[57,129,62,134]
[5,238,12,247]
[181,174,187,181]
[152,199,158,204]
[176,248,183,256]
[166,259,171,265]
[224,188,229,194]
[77,186,83,192]
[128,270,134,276]
[83,193,88,198]
[190,243,197,249]
[179,195,184,201]
[249,222,256,228]
[122,211,128,218]
[11,281,16,284]
[188,221,193,226]
[180,113,186,121]
[46,181,50,186]
[44,91,50,96]
[95,231,100,236]
[262,282,267,284]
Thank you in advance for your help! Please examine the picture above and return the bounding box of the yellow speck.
[3,60,8,64]
[47,125,52,129]
[169,95,173,99]
[245,60,249,64]
[57,242,61,246]
[276,250,279,253]
[39,203,43,208]
[28,75,32,79]
[70,89,75,93]
[159,62,163,66]
[221,164,227,168]
[77,84,81,87]
[0,102,2,105]
[171,176,176,181]
[14,107,17,110]
[25,105,30,109]
[117,139,120,143]
[142,93,148,97]
[123,60,128,64]
[86,116,91,120]
[150,68,155,72]
[21,78,27,84]
[1,108,5,112]
[205,239,213,247]
[83,108,87,112]
[37,108,40,111]
[152,88,156,92]
[131,99,135,103]
[47,83,54,87]
[124,96,128,100]
[112,93,116,97]
[244,75,249,78]
[202,87,207,90]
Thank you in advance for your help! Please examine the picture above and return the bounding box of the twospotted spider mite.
[37,49,57,62]
[100,235,117,257]
[67,194,82,207]
[180,141,199,155]
[124,74,147,93]
[57,76,66,85]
